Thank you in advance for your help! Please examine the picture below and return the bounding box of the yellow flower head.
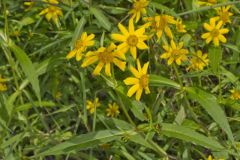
[214,6,233,24]
[124,59,150,101]
[188,50,209,71]
[175,19,187,33]
[144,14,176,39]
[230,89,240,100]
[81,43,126,76]
[86,97,101,114]
[0,75,7,92]
[206,155,224,160]
[198,0,217,6]
[106,102,120,117]
[160,40,189,65]
[128,0,149,23]
[201,18,229,46]
[66,32,95,61]
[111,18,148,59]
[39,0,63,23]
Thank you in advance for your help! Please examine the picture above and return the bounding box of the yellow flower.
[128,0,149,23]
[111,19,148,59]
[198,0,217,6]
[81,43,126,76]
[86,97,101,114]
[106,102,120,117]
[144,14,176,39]
[201,18,229,46]
[206,155,224,160]
[39,0,63,23]
[124,59,150,101]
[214,6,233,24]
[160,40,189,65]
[175,19,186,33]
[66,32,95,61]
[0,75,7,92]
[230,89,240,100]
[188,50,209,71]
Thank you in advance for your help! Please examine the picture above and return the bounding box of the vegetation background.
[0,0,240,159]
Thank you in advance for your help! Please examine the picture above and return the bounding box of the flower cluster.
[0,75,7,92]
[86,98,120,117]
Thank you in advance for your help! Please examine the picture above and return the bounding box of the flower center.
[48,6,58,13]
[133,1,145,11]
[98,51,114,63]
[75,40,86,50]
[211,29,219,37]
[220,12,229,23]
[140,74,149,88]
[127,35,138,46]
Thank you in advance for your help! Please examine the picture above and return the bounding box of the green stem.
[173,64,208,132]
[116,92,136,126]
[177,1,240,16]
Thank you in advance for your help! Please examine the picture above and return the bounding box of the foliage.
[0,0,240,159]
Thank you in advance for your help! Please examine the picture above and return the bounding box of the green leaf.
[161,123,224,150]
[185,87,234,142]
[149,74,180,89]
[71,16,87,48]
[208,46,222,74]
[38,130,136,156]
[9,42,41,102]
[131,101,146,121]
[90,6,112,31]
[5,90,21,117]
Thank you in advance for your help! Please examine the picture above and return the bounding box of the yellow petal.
[111,34,126,42]
[76,52,83,61]
[206,37,212,44]
[219,28,229,34]
[93,62,104,75]
[105,63,111,76]
[127,84,139,97]
[167,57,174,65]
[213,37,219,46]
[130,47,137,59]
[129,18,135,34]
[113,58,126,71]
[135,27,145,36]
[124,77,139,85]
[137,41,148,50]
[86,34,95,41]
[142,62,149,74]
[218,35,226,43]
[165,27,173,39]
[203,23,212,31]
[130,66,140,78]
[216,21,223,29]
[170,40,176,49]
[144,87,150,94]
[81,56,98,67]
[135,88,143,101]
[201,33,210,39]
[66,50,76,59]
[118,23,129,36]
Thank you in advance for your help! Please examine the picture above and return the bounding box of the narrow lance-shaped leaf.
[185,87,234,142]
[208,46,222,74]
[38,130,137,156]
[161,123,224,150]
[9,42,41,102]
[149,74,181,89]
[90,6,112,31]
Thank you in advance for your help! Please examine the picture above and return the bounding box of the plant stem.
[177,1,240,16]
